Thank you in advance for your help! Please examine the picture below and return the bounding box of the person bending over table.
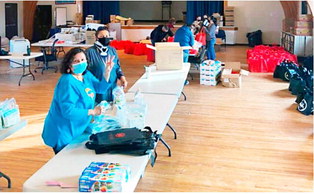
[42,47,112,154]
[174,24,195,63]
[86,26,128,103]
[150,24,174,46]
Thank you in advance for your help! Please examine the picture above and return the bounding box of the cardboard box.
[295,21,313,28]
[200,60,221,86]
[297,14,313,22]
[85,30,96,44]
[293,28,313,36]
[126,19,134,26]
[221,62,249,88]
[152,42,184,70]
[225,21,234,26]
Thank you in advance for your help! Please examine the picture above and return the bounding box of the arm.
[85,71,111,94]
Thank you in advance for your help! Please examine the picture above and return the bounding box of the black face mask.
[98,37,110,46]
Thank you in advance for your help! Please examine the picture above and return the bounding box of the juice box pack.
[79,162,131,192]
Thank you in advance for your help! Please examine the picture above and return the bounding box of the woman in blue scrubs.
[86,26,128,103]
[42,47,113,154]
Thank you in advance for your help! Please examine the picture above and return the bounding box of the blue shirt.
[86,45,124,103]
[42,71,109,151]
[174,25,195,54]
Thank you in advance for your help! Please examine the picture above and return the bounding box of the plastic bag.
[112,86,126,108]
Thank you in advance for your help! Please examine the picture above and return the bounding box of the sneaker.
[184,80,190,85]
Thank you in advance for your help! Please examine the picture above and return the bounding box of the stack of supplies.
[79,162,131,192]
[200,60,222,86]
[0,98,20,128]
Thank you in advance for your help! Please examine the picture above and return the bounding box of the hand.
[120,76,128,88]
[88,106,104,116]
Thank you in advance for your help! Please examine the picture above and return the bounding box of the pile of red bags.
[247,45,297,72]
[110,40,149,56]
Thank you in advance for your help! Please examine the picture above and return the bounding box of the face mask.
[72,61,87,74]
[98,37,110,46]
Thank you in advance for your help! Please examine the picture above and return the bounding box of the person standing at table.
[86,26,128,103]
[204,16,217,60]
[150,24,173,46]
[174,24,195,63]
[42,47,113,154]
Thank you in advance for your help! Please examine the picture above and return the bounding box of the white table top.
[128,63,190,97]
[23,93,178,192]
[0,52,43,60]
[0,120,27,141]
[31,41,93,48]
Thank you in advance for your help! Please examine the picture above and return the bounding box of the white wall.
[0,1,24,38]
[120,1,186,21]
[37,0,81,27]
[228,0,285,44]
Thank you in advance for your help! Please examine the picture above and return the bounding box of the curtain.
[186,1,223,25]
[83,1,120,24]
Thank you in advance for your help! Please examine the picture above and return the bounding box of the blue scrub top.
[174,25,195,54]
[42,71,109,152]
[86,45,124,103]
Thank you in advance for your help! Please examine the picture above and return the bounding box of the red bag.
[146,45,155,62]
[133,43,146,55]
[167,36,174,42]
[124,42,135,54]
[195,32,206,46]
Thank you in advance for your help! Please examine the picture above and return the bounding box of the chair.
[215,29,226,51]
[35,39,58,74]
[187,46,207,80]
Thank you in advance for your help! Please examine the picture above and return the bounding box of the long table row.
[23,63,190,192]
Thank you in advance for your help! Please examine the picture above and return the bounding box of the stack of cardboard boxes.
[85,15,101,24]
[200,60,222,86]
[224,7,235,26]
[282,15,313,36]
[110,15,134,26]
[293,15,313,36]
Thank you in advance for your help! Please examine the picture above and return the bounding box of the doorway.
[32,5,52,42]
[5,3,18,39]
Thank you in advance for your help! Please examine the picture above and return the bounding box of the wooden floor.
[0,45,312,192]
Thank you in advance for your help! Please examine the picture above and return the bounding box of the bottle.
[26,46,31,56]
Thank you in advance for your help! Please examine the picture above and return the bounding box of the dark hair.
[60,47,87,74]
[210,16,217,25]
[95,26,109,37]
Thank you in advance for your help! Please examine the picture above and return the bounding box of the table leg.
[158,137,171,157]
[0,171,11,188]
[18,59,35,86]
[181,91,187,101]
[167,123,177,139]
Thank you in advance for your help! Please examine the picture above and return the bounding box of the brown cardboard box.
[294,28,313,36]
[126,19,134,26]
[85,30,96,44]
[221,62,249,88]
[297,14,313,22]
[295,21,313,28]
[153,42,184,70]
[225,21,234,26]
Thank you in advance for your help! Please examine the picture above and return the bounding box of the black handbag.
[297,90,313,115]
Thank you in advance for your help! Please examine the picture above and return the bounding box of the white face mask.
[95,41,108,56]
